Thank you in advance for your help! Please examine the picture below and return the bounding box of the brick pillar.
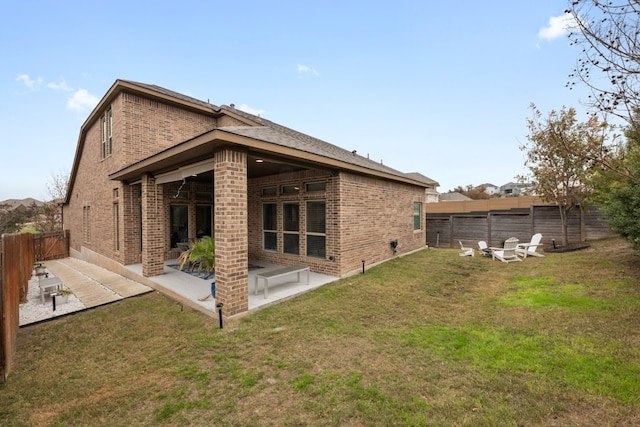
[214,148,248,316]
[122,183,142,265]
[141,174,164,277]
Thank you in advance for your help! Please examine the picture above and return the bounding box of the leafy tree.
[520,104,608,245]
[0,203,37,235]
[451,185,492,200]
[590,112,640,249]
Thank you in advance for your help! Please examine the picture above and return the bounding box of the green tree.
[590,113,640,249]
[0,203,37,235]
[451,185,492,200]
[520,104,608,245]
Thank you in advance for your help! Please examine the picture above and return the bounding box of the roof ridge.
[119,79,220,110]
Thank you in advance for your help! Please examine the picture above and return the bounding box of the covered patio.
[124,260,339,316]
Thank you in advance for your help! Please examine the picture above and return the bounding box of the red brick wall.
[120,92,217,165]
[338,173,426,275]
[247,169,426,277]
[65,92,218,264]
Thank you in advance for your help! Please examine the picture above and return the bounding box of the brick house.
[63,80,438,316]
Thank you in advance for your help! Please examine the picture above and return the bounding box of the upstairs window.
[101,108,113,158]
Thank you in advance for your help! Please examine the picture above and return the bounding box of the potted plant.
[178,236,215,275]
[53,287,73,305]
[33,262,47,277]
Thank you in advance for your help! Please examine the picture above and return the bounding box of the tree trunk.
[558,205,570,246]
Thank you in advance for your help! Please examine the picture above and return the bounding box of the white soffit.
[154,159,214,184]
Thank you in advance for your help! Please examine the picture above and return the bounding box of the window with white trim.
[413,202,422,231]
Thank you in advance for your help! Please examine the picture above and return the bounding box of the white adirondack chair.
[491,237,522,263]
[515,233,544,258]
[459,241,475,257]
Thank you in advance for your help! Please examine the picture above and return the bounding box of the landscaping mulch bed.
[543,242,591,253]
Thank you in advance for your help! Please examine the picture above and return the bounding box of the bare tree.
[565,0,640,126]
[34,170,70,232]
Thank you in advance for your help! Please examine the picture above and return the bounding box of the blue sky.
[1,0,587,201]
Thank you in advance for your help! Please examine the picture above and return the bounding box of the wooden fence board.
[1,233,34,382]
[0,230,68,382]
[427,204,614,248]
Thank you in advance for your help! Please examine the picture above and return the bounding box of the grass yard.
[1,237,639,426]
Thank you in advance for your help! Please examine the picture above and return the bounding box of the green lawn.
[2,237,639,426]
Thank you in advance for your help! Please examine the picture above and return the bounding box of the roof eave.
[109,128,435,189]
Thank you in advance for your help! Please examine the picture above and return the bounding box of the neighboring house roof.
[439,192,472,202]
[0,198,43,209]
[67,79,438,200]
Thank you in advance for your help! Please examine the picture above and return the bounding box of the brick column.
[122,183,142,265]
[141,174,165,277]
[214,148,248,316]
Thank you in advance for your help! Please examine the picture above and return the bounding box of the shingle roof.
[405,172,439,186]
[220,105,439,186]
[115,81,438,187]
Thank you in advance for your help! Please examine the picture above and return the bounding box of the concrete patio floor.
[124,260,339,317]
[20,257,339,325]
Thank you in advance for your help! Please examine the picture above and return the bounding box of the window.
[114,202,120,251]
[196,205,212,238]
[263,203,277,251]
[282,202,299,254]
[413,202,422,231]
[261,186,277,196]
[282,184,299,195]
[83,205,91,243]
[101,108,113,158]
[170,205,188,248]
[305,182,326,192]
[196,191,212,201]
[306,200,326,258]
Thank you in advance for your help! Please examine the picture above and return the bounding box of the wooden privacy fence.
[0,230,69,383]
[426,203,614,249]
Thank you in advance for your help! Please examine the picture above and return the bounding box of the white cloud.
[16,74,43,89]
[47,80,72,91]
[297,64,320,77]
[238,103,265,116]
[538,14,576,41]
[67,88,99,113]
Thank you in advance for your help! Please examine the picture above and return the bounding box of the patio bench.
[254,265,310,299]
